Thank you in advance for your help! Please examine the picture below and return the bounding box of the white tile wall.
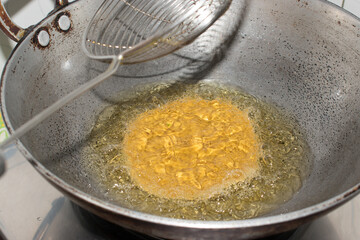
[344,0,360,17]
[327,0,360,17]
[327,0,344,7]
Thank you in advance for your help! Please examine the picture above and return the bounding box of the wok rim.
[0,0,359,231]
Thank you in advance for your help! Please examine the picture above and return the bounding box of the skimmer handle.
[0,56,121,177]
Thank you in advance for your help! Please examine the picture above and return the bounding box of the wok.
[0,0,360,239]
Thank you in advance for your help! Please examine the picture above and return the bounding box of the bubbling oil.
[83,81,310,220]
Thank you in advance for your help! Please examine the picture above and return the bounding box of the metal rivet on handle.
[58,15,71,31]
[37,30,50,47]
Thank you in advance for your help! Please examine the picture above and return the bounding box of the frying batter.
[123,98,262,200]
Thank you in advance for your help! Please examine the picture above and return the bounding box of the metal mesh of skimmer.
[83,0,231,64]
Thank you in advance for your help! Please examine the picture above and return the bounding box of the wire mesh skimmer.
[84,0,231,64]
[0,0,231,171]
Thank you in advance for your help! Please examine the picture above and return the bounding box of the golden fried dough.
[123,98,261,200]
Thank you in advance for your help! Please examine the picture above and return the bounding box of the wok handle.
[0,0,26,42]
[0,0,69,42]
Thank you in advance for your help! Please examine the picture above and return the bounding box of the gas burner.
[71,203,162,240]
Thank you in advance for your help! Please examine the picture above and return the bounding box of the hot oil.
[82,81,310,220]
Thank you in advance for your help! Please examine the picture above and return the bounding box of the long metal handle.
[0,56,121,176]
[0,0,69,42]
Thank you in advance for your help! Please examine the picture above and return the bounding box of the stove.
[0,0,360,239]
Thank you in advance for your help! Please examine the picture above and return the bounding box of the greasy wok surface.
[1,0,360,238]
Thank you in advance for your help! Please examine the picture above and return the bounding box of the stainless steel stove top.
[0,0,359,239]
